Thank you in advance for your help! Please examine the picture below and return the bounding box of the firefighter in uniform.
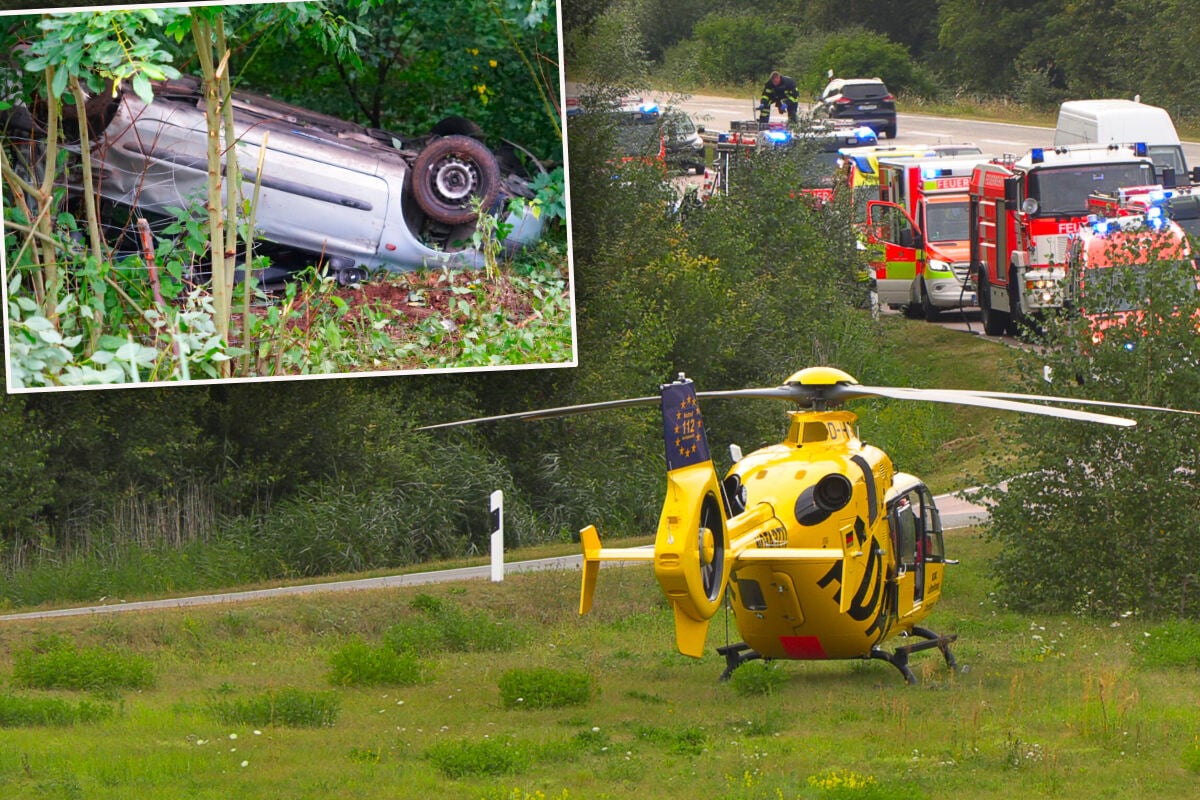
[759,71,800,125]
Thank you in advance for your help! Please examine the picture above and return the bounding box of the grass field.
[3,530,1199,800]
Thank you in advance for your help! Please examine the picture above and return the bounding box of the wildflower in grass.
[807,768,878,793]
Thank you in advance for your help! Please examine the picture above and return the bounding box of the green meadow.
[2,531,1199,799]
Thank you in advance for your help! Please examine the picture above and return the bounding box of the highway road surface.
[0,492,988,623]
[648,90,1200,166]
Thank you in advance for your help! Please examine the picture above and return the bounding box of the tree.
[981,255,1200,617]
[691,12,792,85]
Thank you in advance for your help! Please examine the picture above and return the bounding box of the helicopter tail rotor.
[653,378,732,657]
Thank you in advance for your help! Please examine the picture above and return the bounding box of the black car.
[816,78,897,139]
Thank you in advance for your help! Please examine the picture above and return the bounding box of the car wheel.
[921,280,940,322]
[978,273,1007,336]
[411,135,501,226]
[884,122,897,139]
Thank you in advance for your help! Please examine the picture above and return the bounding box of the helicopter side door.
[888,485,946,612]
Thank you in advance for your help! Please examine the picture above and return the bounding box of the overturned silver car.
[76,76,546,282]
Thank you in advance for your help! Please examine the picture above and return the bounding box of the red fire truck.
[968,144,1157,335]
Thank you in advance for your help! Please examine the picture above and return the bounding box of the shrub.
[633,723,708,755]
[425,738,531,778]
[498,667,594,710]
[0,693,114,727]
[206,686,340,728]
[800,29,927,96]
[11,635,155,692]
[692,12,791,85]
[327,638,424,687]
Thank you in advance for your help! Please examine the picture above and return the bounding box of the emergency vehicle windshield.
[1029,163,1156,216]
[923,201,970,242]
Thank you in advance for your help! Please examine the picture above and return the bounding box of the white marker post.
[489,490,504,582]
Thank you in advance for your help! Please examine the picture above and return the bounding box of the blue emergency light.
[1031,148,1045,164]
[765,129,792,145]
[851,126,876,143]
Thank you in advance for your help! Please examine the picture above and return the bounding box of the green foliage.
[206,686,340,728]
[1134,619,1200,668]
[632,722,708,755]
[564,2,651,85]
[327,637,425,686]
[236,0,562,158]
[0,392,54,542]
[21,8,184,101]
[1185,741,1200,774]
[497,667,594,709]
[11,635,155,692]
[425,737,532,778]
[727,660,789,696]
[981,256,1200,617]
[691,12,792,85]
[530,167,567,222]
[0,693,114,727]
[384,593,529,654]
[800,29,929,96]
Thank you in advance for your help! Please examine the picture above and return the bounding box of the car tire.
[411,135,501,226]
[884,122,897,139]
[921,280,940,322]
[978,272,1008,336]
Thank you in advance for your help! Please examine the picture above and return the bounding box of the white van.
[1054,98,1192,182]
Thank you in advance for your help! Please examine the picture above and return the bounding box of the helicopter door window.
[891,496,918,574]
[919,488,946,563]
[737,579,768,611]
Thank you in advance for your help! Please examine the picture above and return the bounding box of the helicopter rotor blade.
[415,395,661,431]
[938,389,1200,417]
[696,386,811,402]
[828,384,1137,427]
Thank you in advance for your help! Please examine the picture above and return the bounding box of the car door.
[866,200,924,307]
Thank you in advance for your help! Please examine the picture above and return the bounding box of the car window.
[664,110,695,137]
[842,83,889,100]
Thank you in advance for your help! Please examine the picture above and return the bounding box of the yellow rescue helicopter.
[421,367,1192,683]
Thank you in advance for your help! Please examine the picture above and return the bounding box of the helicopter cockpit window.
[801,422,829,443]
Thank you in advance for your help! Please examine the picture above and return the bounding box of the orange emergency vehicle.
[868,156,980,319]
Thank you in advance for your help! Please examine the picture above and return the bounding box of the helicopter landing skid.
[717,642,762,681]
[870,626,959,684]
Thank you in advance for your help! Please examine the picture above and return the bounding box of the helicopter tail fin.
[653,378,732,658]
[672,605,711,658]
[578,525,655,615]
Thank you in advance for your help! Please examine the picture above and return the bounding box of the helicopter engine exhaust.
[794,473,853,526]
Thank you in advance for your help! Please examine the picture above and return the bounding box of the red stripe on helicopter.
[779,636,827,659]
